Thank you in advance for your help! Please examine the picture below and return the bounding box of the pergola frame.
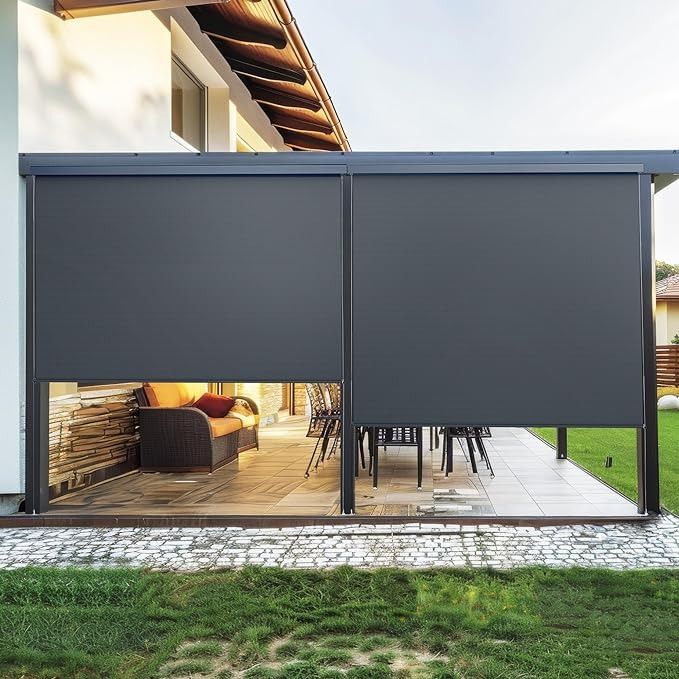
[20,150,676,518]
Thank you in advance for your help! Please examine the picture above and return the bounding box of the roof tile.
[656,273,679,299]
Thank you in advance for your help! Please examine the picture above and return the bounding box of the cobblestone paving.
[1,515,678,571]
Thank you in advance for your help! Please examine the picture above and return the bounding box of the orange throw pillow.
[193,393,235,418]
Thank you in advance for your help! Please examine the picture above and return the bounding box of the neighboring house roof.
[189,0,350,152]
[54,0,350,152]
[656,273,679,300]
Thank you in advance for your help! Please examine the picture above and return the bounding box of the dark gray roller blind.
[352,173,644,427]
[34,175,343,381]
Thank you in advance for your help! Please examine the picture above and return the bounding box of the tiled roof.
[656,273,679,299]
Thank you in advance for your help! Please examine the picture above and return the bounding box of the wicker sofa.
[134,383,259,472]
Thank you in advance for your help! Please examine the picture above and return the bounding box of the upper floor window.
[171,57,206,151]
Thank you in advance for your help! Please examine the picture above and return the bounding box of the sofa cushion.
[232,398,254,413]
[227,413,259,428]
[194,393,235,418]
[226,401,260,428]
[208,416,242,438]
[144,382,192,408]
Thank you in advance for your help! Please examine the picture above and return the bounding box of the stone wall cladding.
[49,387,139,494]
[236,383,288,424]
[293,383,308,415]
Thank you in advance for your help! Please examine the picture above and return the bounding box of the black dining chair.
[355,426,367,477]
[472,427,495,477]
[440,426,494,478]
[368,426,423,489]
[305,382,329,438]
[304,383,341,477]
[324,383,342,458]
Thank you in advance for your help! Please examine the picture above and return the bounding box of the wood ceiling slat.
[282,131,343,152]
[208,3,305,75]
[245,80,322,112]
[191,5,286,49]
[259,105,331,129]
[219,51,306,85]
[240,75,318,103]
[262,108,333,135]
[211,31,301,72]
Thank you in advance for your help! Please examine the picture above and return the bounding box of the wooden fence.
[657,345,679,387]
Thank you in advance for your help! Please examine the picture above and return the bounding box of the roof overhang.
[187,1,350,151]
[54,0,227,20]
[54,0,350,153]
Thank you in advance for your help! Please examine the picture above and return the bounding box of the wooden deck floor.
[48,418,638,518]
[50,418,340,516]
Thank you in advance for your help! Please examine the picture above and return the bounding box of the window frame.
[171,55,208,152]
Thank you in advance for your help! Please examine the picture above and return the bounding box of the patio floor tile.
[45,419,639,518]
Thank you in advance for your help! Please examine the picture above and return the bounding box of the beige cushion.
[226,412,259,428]
[208,416,242,438]
[144,383,193,408]
[227,400,259,428]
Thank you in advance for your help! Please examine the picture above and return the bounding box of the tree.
[656,260,679,282]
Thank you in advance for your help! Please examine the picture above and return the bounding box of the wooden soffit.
[190,0,350,151]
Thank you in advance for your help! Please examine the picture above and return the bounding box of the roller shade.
[33,174,343,381]
[31,168,646,427]
[351,173,644,426]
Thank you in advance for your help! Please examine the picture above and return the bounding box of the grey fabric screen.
[33,175,343,381]
[33,170,645,425]
[352,173,644,426]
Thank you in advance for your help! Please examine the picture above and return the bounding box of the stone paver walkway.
[1,515,678,571]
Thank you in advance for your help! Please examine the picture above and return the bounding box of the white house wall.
[656,301,669,345]
[668,304,679,344]
[18,2,288,153]
[0,1,22,500]
[19,2,182,152]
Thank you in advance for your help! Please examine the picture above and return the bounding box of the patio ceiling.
[54,0,350,152]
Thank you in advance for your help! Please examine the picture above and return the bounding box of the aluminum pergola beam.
[19,151,679,194]
[19,149,679,177]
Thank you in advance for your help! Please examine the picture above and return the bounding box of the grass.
[0,567,678,678]
[161,659,212,676]
[532,410,679,513]
[176,642,223,659]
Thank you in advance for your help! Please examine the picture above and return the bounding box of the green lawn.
[532,411,679,514]
[0,567,678,679]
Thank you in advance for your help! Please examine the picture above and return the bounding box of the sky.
[294,0,679,262]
